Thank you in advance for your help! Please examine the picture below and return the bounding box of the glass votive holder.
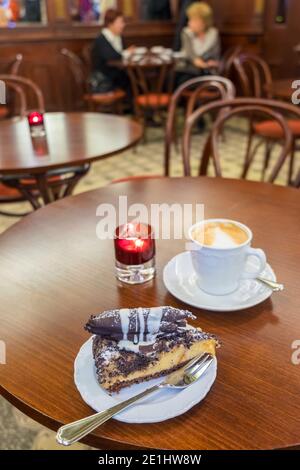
[27,111,46,138]
[114,223,156,285]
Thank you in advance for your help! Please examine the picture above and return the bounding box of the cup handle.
[241,247,267,280]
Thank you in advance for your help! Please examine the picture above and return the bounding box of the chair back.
[61,48,87,92]
[127,51,175,108]
[82,43,92,74]
[233,53,273,98]
[61,48,88,110]
[164,76,236,175]
[0,54,23,75]
[182,98,300,183]
[218,46,242,77]
[0,75,45,117]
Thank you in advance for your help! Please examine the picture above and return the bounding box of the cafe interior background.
[0,0,299,450]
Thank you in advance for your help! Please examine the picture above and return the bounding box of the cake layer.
[100,339,216,392]
[93,328,217,393]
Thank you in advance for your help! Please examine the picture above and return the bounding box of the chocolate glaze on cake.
[85,306,195,343]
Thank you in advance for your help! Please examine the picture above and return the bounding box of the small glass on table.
[114,223,156,285]
[27,111,46,138]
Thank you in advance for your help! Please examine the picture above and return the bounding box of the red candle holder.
[27,111,45,137]
[114,223,156,284]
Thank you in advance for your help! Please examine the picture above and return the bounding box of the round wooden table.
[0,177,299,450]
[0,112,143,204]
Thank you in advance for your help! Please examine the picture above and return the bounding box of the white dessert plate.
[163,252,276,312]
[74,337,217,424]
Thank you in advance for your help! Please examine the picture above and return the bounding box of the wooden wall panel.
[263,0,300,78]
[0,0,296,111]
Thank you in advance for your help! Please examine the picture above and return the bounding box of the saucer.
[163,252,276,312]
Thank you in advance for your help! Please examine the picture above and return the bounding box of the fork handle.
[56,384,160,446]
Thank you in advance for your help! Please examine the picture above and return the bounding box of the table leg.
[35,174,55,206]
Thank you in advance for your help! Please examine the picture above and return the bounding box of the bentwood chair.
[233,53,300,185]
[218,46,243,78]
[0,75,89,215]
[182,98,299,184]
[126,51,176,138]
[112,76,235,184]
[61,48,126,113]
[0,74,45,216]
[0,54,23,119]
[164,76,236,176]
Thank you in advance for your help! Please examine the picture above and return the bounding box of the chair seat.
[19,175,62,186]
[0,183,24,202]
[254,119,300,138]
[0,106,9,119]
[136,93,171,108]
[84,89,126,105]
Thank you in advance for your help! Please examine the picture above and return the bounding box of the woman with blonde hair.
[177,2,220,84]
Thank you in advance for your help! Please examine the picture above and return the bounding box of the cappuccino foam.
[192,222,249,249]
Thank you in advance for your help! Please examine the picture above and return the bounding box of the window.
[0,0,47,27]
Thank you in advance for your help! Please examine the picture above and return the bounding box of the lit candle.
[114,223,156,284]
[27,112,45,137]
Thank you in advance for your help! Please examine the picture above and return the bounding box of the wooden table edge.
[0,383,152,451]
[0,113,143,175]
[2,382,299,451]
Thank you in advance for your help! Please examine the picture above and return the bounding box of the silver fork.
[56,353,214,446]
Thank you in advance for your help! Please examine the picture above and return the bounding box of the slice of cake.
[85,306,219,393]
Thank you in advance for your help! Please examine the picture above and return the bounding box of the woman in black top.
[91,9,134,93]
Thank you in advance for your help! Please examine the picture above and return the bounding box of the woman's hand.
[194,58,219,69]
[193,58,207,69]
[206,59,219,69]
[126,45,136,54]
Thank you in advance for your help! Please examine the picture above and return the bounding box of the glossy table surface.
[0,112,143,175]
[0,177,299,450]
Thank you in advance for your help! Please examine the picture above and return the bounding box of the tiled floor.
[0,119,298,449]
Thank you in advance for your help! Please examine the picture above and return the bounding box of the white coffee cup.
[188,219,267,296]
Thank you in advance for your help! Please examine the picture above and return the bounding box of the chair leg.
[242,138,264,180]
[164,141,171,177]
[35,174,55,206]
[262,139,273,182]
[288,138,296,186]
[242,126,254,179]
[63,179,81,198]
[198,136,211,176]
[63,170,90,198]
[1,180,41,212]
[20,190,42,211]
[294,169,300,188]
